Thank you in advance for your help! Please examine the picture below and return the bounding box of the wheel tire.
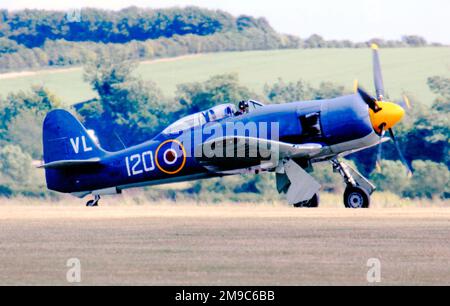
[293,193,320,208]
[343,186,370,209]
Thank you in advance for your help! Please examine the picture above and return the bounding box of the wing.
[38,158,102,169]
[195,136,322,172]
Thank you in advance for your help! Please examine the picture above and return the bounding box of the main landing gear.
[331,159,375,209]
[86,195,100,207]
[343,186,370,209]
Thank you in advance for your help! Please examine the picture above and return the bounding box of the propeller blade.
[403,95,411,109]
[353,79,359,94]
[397,95,412,111]
[388,128,413,176]
[375,141,383,172]
[376,126,386,172]
[357,87,381,113]
[372,44,385,100]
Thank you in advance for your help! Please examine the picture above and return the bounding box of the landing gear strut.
[86,195,100,207]
[331,159,375,209]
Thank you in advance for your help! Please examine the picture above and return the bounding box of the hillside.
[0,7,273,47]
[0,7,300,72]
[1,47,448,105]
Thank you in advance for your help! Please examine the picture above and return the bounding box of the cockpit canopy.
[247,100,265,111]
[162,104,237,135]
[162,100,266,135]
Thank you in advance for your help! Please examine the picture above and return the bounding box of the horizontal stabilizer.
[38,158,101,169]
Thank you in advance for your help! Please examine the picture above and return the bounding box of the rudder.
[43,109,106,163]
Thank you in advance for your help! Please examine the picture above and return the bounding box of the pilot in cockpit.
[236,100,249,116]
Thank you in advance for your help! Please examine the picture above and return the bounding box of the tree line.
[0,29,299,72]
[0,7,247,47]
[0,7,441,73]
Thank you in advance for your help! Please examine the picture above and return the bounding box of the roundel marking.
[155,139,186,175]
[163,149,178,165]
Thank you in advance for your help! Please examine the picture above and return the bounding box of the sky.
[1,0,449,44]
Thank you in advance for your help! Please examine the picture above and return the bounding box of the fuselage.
[47,94,379,195]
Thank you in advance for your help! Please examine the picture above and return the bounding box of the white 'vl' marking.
[70,136,93,154]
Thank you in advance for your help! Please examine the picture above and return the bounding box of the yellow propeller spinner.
[353,81,405,135]
[369,101,405,133]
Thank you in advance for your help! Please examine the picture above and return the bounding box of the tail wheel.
[344,186,370,208]
[86,195,100,207]
[293,193,319,208]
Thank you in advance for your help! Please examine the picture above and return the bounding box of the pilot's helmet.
[238,100,249,111]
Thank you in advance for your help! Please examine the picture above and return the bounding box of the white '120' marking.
[70,136,93,154]
[125,151,155,176]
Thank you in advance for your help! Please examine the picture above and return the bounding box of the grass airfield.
[0,196,449,285]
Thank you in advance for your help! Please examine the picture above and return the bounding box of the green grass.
[1,48,449,105]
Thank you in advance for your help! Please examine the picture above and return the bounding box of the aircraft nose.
[369,101,405,133]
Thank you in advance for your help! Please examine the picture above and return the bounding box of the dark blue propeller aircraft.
[40,45,411,208]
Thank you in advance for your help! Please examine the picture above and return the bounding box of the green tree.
[264,78,347,104]
[311,82,347,100]
[0,86,60,158]
[400,76,450,167]
[312,159,359,193]
[7,110,44,159]
[369,160,409,195]
[264,79,313,103]
[0,86,60,125]
[312,162,343,193]
[304,34,326,48]
[428,76,450,99]
[0,37,21,54]
[80,50,169,150]
[403,160,449,199]
[0,145,32,183]
[401,35,427,47]
[175,74,256,115]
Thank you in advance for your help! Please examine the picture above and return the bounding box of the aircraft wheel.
[344,186,370,209]
[293,193,319,208]
[86,197,99,207]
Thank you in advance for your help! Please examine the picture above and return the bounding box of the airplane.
[39,45,411,208]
